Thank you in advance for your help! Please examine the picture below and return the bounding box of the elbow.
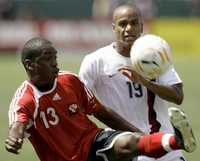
[172,84,184,105]
[176,99,182,105]
[175,95,184,105]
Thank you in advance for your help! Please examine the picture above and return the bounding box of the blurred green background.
[0,18,199,161]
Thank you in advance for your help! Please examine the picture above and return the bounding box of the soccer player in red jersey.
[5,37,196,161]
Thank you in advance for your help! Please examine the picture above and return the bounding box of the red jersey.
[9,71,103,161]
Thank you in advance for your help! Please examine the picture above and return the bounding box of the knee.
[112,132,142,159]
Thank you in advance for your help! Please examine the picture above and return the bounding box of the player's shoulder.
[58,71,85,90]
[58,70,78,76]
[157,66,182,84]
[10,80,35,108]
[84,43,114,60]
[58,71,80,82]
[14,80,34,97]
[158,66,178,78]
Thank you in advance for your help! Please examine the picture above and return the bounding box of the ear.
[140,21,143,33]
[24,59,34,71]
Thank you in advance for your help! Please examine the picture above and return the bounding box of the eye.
[119,21,127,27]
[130,19,139,25]
[45,56,52,61]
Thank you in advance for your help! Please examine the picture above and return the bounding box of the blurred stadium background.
[0,0,199,161]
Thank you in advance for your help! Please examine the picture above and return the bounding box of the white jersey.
[79,43,185,161]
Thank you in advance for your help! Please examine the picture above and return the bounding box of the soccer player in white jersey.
[79,4,190,161]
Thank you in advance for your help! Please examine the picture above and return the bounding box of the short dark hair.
[115,1,137,8]
[21,37,52,63]
[112,4,141,23]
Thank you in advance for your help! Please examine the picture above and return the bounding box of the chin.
[123,41,134,47]
[128,41,134,45]
[50,76,56,83]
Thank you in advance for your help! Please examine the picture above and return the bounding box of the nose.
[126,23,132,31]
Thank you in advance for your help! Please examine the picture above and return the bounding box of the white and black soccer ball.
[130,34,173,80]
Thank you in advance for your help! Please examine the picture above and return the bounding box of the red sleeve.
[17,94,35,123]
[9,85,35,125]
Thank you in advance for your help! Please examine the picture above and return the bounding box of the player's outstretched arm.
[93,105,143,133]
[143,82,183,105]
[5,122,26,154]
[119,66,183,105]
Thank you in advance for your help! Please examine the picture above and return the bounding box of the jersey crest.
[68,104,78,115]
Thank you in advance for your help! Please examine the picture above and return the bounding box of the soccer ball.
[130,34,173,80]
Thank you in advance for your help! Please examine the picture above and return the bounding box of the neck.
[29,79,55,92]
[35,84,54,92]
[113,42,131,57]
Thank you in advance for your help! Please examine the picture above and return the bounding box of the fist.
[5,136,23,154]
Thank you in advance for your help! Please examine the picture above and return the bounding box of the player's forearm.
[9,122,26,139]
[143,80,183,104]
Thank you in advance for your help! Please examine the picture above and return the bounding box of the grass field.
[0,53,199,161]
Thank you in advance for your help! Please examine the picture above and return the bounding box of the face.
[27,46,59,90]
[113,6,143,47]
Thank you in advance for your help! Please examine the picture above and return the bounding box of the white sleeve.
[158,66,182,85]
[79,55,98,92]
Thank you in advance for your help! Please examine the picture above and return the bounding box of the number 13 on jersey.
[40,107,60,128]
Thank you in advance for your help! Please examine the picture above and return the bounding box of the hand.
[118,66,149,85]
[5,136,23,154]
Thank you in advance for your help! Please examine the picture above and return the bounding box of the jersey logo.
[107,72,119,78]
[108,74,116,78]
[52,93,61,101]
[68,104,78,114]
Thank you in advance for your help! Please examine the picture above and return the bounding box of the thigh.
[87,129,137,161]
[87,129,121,161]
